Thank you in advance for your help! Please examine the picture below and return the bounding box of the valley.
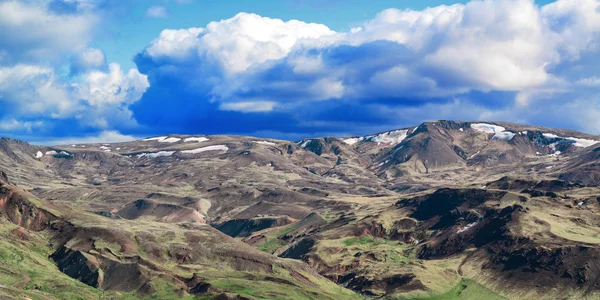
[1,120,600,299]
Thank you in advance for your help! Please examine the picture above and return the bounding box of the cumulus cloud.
[219,101,277,113]
[0,0,97,63]
[0,0,150,140]
[0,62,148,135]
[129,0,600,137]
[36,130,138,145]
[3,0,600,141]
[136,0,566,106]
[71,48,106,74]
[0,119,45,133]
[76,63,149,107]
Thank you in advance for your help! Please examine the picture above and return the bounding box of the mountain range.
[1,120,600,299]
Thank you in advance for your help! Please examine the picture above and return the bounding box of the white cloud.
[72,48,105,72]
[37,130,138,146]
[0,119,44,133]
[576,77,600,87]
[219,101,277,112]
[146,12,335,74]
[139,0,599,113]
[76,63,149,107]
[0,1,97,63]
[0,64,76,117]
[542,0,600,59]
[146,5,169,18]
[0,63,149,133]
[146,27,204,60]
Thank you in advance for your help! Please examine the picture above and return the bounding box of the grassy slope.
[415,279,505,300]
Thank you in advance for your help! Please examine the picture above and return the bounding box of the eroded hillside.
[1,120,600,299]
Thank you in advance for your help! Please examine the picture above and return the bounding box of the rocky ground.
[1,120,600,299]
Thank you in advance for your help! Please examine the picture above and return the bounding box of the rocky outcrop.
[51,247,102,288]
[214,216,293,238]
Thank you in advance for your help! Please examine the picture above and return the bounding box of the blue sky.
[0,0,598,144]
[98,0,557,70]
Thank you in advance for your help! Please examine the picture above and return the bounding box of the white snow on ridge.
[35,151,43,158]
[472,123,516,141]
[567,137,598,148]
[471,123,506,134]
[159,137,181,143]
[181,145,229,154]
[343,129,409,146]
[144,136,167,141]
[362,129,408,145]
[45,150,70,157]
[492,131,516,141]
[543,133,598,148]
[184,137,209,143]
[143,136,181,143]
[256,141,276,146]
[343,138,359,145]
[137,151,175,158]
[299,139,313,148]
[457,221,479,234]
[542,133,559,139]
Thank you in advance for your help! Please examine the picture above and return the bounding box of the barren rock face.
[2,121,600,299]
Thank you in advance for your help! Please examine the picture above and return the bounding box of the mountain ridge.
[2,120,600,299]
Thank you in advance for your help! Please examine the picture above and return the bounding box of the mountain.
[1,120,600,299]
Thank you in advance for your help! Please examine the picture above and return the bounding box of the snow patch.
[144,136,167,141]
[45,150,70,157]
[136,151,175,159]
[181,145,229,154]
[492,131,516,141]
[160,137,181,143]
[184,137,209,143]
[468,151,480,159]
[361,129,408,145]
[343,138,359,145]
[542,133,598,148]
[299,139,313,148]
[567,137,598,148]
[256,141,276,146]
[459,128,464,132]
[35,151,43,158]
[143,136,181,143]
[457,221,479,234]
[471,123,506,134]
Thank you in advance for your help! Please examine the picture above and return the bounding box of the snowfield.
[492,131,516,141]
[143,136,182,143]
[342,138,359,145]
[184,137,209,143]
[344,129,409,146]
[543,133,598,148]
[299,140,313,148]
[471,123,505,134]
[362,129,408,145]
[181,145,229,154]
[472,123,516,141]
[136,151,175,158]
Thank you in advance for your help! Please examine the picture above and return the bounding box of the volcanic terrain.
[2,120,600,299]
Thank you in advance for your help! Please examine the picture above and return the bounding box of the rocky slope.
[1,120,600,299]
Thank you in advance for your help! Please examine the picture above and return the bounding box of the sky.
[0,0,599,144]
